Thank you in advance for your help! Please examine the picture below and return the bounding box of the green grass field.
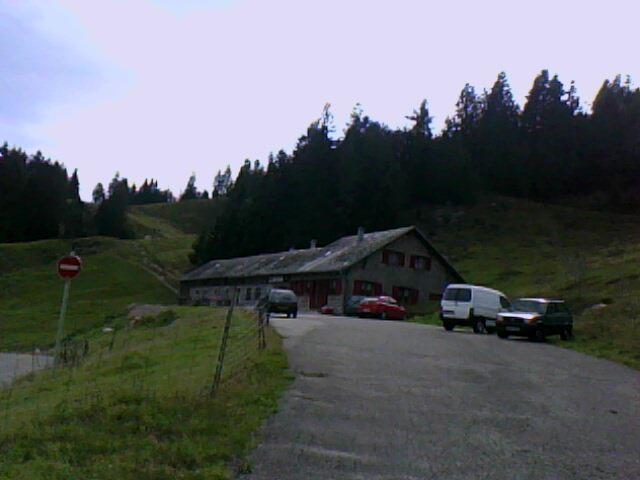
[1,202,290,478]
[0,237,179,351]
[129,198,225,235]
[417,197,640,369]
[0,203,200,351]
[0,307,290,479]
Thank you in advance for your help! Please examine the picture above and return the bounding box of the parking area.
[245,313,640,479]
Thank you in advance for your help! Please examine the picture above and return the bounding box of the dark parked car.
[358,296,407,320]
[344,295,366,316]
[496,298,573,341]
[259,289,298,318]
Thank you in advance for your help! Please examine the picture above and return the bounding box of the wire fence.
[0,293,268,435]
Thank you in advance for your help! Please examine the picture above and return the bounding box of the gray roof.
[181,226,463,282]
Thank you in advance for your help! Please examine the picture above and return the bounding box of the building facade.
[180,226,464,314]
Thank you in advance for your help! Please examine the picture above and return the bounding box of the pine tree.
[92,183,105,204]
[180,174,199,201]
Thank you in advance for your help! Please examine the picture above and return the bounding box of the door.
[310,280,330,310]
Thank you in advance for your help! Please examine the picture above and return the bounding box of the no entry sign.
[57,254,82,280]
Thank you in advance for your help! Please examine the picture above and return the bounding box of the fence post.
[210,288,238,397]
[258,309,267,350]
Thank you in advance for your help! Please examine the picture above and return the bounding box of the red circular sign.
[58,255,82,279]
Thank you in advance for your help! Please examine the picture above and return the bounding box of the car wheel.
[497,328,509,339]
[533,328,546,342]
[473,318,487,334]
[443,320,454,331]
[293,311,298,318]
[286,313,290,318]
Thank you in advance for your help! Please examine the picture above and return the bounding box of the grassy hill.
[0,202,289,478]
[129,198,225,235]
[0,201,208,351]
[0,307,289,479]
[3,196,636,369]
[417,197,640,369]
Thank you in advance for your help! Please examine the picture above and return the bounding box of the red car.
[320,305,335,315]
[358,296,407,320]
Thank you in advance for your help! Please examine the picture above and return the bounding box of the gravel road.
[0,353,52,387]
[244,313,640,480]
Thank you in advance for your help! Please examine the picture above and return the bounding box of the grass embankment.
[0,236,183,351]
[414,197,640,369]
[0,201,203,351]
[0,307,290,479]
[129,198,225,235]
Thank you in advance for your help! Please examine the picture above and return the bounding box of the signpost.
[55,253,82,364]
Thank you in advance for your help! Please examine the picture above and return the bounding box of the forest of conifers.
[2,71,639,263]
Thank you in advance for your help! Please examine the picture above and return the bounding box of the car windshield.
[443,288,471,302]
[270,290,296,302]
[512,300,546,314]
[379,296,397,304]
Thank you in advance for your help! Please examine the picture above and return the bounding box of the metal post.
[211,287,237,396]
[54,279,71,365]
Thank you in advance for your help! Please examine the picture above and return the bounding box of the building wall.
[188,283,273,306]
[344,232,456,310]
[181,231,459,314]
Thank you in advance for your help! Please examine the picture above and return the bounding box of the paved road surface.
[0,353,52,387]
[245,313,640,479]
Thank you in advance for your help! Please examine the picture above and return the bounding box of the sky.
[2,0,639,200]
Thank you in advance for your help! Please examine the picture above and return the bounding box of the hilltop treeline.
[0,144,85,242]
[191,72,640,264]
[0,145,174,242]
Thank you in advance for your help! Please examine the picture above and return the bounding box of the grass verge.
[0,307,291,479]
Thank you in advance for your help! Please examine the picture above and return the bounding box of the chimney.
[357,227,364,243]
[310,239,317,249]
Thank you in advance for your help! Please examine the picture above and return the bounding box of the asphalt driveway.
[244,313,640,479]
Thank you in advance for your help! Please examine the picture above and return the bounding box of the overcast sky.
[2,0,639,199]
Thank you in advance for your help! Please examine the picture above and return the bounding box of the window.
[382,250,405,267]
[329,279,342,295]
[443,287,471,302]
[255,287,262,300]
[353,280,382,296]
[245,288,252,301]
[410,255,431,270]
[499,296,511,309]
[392,286,419,305]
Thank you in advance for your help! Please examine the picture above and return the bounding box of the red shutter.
[392,286,400,299]
[410,288,419,305]
[353,280,363,295]
[335,279,342,295]
[374,282,382,296]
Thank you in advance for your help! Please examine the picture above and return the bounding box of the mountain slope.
[420,197,640,368]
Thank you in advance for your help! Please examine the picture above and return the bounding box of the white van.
[440,284,511,334]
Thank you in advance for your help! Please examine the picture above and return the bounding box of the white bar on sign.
[60,265,80,271]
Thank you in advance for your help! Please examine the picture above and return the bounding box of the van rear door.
[441,287,472,319]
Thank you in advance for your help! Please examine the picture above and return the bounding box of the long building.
[179,226,464,313]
